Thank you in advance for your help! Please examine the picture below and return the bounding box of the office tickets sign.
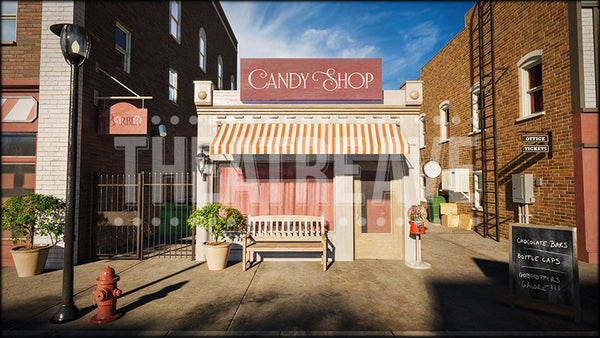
[240,58,382,101]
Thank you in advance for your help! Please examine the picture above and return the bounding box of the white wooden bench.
[242,215,328,271]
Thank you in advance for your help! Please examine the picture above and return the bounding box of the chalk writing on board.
[510,223,578,307]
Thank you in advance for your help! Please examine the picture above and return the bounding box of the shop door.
[354,161,403,259]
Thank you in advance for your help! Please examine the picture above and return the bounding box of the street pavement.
[1,222,598,337]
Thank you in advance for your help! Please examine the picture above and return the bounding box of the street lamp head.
[50,23,91,66]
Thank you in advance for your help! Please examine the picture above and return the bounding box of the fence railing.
[94,172,196,260]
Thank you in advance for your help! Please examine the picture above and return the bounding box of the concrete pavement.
[1,223,598,337]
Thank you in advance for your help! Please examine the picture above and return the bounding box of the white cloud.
[220,2,453,89]
[221,2,378,59]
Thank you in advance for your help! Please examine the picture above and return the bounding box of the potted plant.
[1,193,65,277]
[187,203,246,270]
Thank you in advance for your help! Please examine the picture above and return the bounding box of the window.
[1,133,36,156]
[470,82,481,133]
[420,174,427,202]
[217,55,223,89]
[199,27,207,71]
[439,100,449,141]
[230,75,235,90]
[1,1,17,42]
[1,133,37,200]
[169,68,177,102]
[518,50,544,119]
[418,114,425,148]
[473,171,483,211]
[169,1,181,42]
[115,22,131,73]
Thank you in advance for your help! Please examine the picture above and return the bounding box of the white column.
[333,155,356,261]
[402,116,421,263]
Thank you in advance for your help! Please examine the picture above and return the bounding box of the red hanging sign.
[98,102,147,135]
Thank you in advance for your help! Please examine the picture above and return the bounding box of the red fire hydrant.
[90,266,123,324]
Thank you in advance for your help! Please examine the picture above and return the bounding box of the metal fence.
[93,172,196,260]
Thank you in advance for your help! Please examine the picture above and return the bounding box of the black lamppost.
[49,23,90,324]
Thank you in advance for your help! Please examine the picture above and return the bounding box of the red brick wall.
[419,1,575,239]
[0,1,42,80]
[73,1,238,262]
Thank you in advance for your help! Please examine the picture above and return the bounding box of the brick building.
[418,1,598,263]
[1,1,237,267]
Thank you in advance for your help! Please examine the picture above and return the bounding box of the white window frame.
[169,68,178,103]
[169,1,181,42]
[470,82,481,133]
[1,1,17,43]
[473,171,483,211]
[420,174,427,202]
[517,50,545,121]
[199,27,207,72]
[230,74,235,90]
[217,55,223,89]
[418,114,425,149]
[439,100,450,142]
[115,22,131,73]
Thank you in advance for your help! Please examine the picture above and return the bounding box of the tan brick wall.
[419,1,575,239]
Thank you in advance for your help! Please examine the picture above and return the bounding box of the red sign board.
[240,58,382,101]
[98,102,147,135]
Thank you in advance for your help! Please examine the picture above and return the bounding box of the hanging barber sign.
[241,58,382,101]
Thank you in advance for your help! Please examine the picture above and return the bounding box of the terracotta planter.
[10,244,52,277]
[203,242,231,270]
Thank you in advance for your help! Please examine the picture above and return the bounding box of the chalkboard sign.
[509,223,580,320]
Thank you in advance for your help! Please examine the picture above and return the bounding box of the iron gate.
[94,172,196,260]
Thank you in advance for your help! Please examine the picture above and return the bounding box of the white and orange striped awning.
[210,123,409,155]
[1,97,38,123]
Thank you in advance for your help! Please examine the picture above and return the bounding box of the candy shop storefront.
[193,58,423,263]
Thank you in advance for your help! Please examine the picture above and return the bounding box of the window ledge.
[472,207,483,212]
[1,41,16,46]
[516,111,545,123]
[438,138,450,144]
[419,146,426,150]
[468,130,481,136]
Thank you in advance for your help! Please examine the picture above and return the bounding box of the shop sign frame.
[240,58,382,102]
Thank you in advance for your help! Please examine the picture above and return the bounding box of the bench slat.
[243,215,327,272]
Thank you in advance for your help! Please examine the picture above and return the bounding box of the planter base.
[203,242,232,270]
[10,244,52,277]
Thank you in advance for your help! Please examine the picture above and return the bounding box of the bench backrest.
[247,215,325,241]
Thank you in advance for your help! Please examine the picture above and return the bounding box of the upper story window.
[217,55,223,89]
[470,82,481,133]
[418,114,425,148]
[1,1,17,43]
[473,171,483,211]
[115,22,131,73]
[169,1,181,42]
[517,50,544,119]
[230,75,235,90]
[199,27,207,71]
[439,100,450,141]
[580,5,598,109]
[420,174,427,202]
[169,68,178,103]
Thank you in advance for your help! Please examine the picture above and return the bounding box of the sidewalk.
[2,223,598,337]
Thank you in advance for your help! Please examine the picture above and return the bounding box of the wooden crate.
[440,203,458,215]
[442,214,460,227]
[459,214,472,230]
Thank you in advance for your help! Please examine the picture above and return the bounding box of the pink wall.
[219,165,335,230]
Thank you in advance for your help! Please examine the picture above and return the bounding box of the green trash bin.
[426,195,446,223]
[160,203,193,239]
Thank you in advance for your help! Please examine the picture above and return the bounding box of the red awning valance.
[210,123,409,155]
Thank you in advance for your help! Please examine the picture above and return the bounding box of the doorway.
[353,160,403,259]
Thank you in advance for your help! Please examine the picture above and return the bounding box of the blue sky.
[220,1,476,90]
